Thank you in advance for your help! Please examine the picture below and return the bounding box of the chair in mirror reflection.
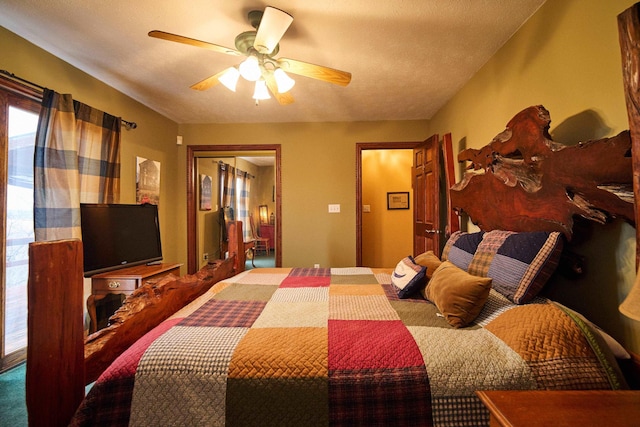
[249,213,270,256]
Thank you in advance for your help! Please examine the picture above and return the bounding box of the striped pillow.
[467,230,563,304]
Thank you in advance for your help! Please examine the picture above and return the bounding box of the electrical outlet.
[203,253,209,261]
[314,263,320,268]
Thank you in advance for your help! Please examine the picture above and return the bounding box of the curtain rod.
[0,69,137,130]
[218,160,256,179]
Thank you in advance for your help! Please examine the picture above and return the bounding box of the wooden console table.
[477,390,640,427]
[87,262,181,333]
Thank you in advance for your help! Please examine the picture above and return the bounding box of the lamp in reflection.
[259,205,268,224]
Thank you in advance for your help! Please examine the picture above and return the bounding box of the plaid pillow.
[441,231,485,271]
[468,230,563,304]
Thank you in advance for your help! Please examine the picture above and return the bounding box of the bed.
[69,263,627,427]
[27,4,640,426]
[63,98,636,426]
[32,118,636,427]
[31,115,634,426]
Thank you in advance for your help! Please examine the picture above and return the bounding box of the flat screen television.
[80,203,163,277]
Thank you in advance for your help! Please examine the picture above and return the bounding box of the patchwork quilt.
[71,267,625,427]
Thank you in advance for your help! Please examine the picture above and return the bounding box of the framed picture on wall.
[387,192,409,210]
[136,156,160,205]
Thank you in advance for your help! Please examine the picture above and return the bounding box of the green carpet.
[245,253,275,270]
[0,363,27,427]
[0,363,94,427]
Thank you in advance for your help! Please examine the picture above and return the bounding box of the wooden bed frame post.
[227,220,246,273]
[619,2,640,268]
[26,239,85,427]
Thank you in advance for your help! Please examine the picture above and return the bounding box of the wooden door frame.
[187,144,282,274]
[356,141,421,266]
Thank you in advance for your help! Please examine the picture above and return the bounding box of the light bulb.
[274,68,295,93]
[238,56,261,82]
[218,67,240,92]
[252,79,271,100]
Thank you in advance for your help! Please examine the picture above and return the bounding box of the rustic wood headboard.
[449,105,634,239]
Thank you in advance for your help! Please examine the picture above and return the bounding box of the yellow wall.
[428,0,640,353]
[196,157,222,267]
[177,121,428,268]
[362,149,414,267]
[255,165,276,225]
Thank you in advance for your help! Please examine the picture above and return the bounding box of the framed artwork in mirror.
[200,174,212,210]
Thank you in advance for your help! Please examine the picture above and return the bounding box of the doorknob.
[424,229,441,234]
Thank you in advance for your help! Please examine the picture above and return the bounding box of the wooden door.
[413,134,441,257]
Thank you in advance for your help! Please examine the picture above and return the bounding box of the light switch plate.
[363,204,371,213]
[328,204,341,213]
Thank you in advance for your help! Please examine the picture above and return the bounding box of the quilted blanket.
[71,267,625,427]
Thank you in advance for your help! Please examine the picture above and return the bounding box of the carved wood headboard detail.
[450,105,634,239]
[619,2,640,268]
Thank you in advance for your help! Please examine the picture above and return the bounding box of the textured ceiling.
[0,0,545,124]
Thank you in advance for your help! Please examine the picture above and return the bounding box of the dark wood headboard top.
[450,105,634,239]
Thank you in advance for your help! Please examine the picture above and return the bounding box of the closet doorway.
[356,142,420,267]
[187,145,282,274]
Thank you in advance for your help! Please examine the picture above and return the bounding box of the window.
[1,79,41,371]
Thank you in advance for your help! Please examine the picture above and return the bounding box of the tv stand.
[87,262,181,333]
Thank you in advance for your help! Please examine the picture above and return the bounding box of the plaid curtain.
[34,89,121,241]
[220,162,236,217]
[236,170,251,241]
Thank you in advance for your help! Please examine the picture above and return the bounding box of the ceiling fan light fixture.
[219,67,240,92]
[254,7,293,54]
[149,6,351,106]
[239,55,261,81]
[252,79,271,101]
[274,68,295,93]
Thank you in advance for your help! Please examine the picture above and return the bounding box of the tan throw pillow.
[413,250,442,279]
[424,261,492,328]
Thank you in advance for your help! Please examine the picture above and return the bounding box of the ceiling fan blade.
[148,30,241,56]
[277,58,352,86]
[190,67,235,91]
[264,73,295,105]
[253,7,293,54]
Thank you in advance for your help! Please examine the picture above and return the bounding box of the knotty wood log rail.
[84,256,236,383]
[26,220,243,426]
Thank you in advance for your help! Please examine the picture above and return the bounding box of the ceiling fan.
[148,6,352,105]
